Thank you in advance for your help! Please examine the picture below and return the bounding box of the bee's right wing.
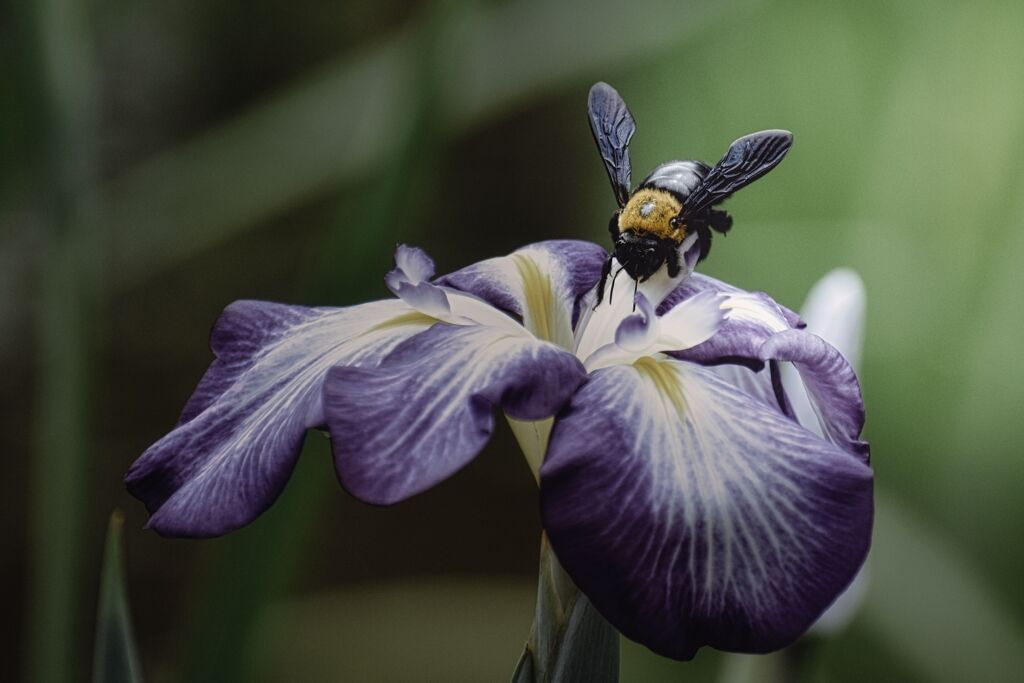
[588,82,636,208]
[681,130,793,219]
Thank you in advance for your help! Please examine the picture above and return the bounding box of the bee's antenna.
[609,266,624,304]
[593,256,613,311]
[632,277,638,312]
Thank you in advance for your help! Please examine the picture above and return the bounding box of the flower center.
[573,237,698,367]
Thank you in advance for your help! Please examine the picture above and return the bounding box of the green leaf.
[92,511,143,683]
[714,490,1024,683]
[862,491,1024,683]
[94,0,761,289]
[248,578,536,681]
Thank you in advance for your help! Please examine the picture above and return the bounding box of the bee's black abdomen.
[640,160,710,198]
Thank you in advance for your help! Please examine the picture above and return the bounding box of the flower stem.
[513,535,619,682]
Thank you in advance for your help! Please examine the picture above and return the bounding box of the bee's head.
[617,188,685,243]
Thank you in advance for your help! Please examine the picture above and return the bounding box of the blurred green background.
[4,0,1023,680]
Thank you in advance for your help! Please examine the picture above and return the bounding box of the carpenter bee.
[588,82,793,304]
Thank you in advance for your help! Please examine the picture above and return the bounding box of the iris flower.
[126,234,871,660]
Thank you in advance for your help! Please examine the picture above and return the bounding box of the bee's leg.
[607,211,621,240]
[666,246,681,278]
[593,256,613,310]
[707,208,733,234]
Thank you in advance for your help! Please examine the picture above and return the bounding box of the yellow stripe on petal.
[513,252,573,349]
[633,356,687,415]
[365,310,438,333]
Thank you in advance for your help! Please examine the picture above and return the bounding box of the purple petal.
[176,300,312,425]
[385,244,436,290]
[683,233,702,272]
[125,299,431,537]
[760,330,869,462]
[541,357,873,660]
[437,240,608,341]
[614,294,657,351]
[392,280,452,318]
[659,272,868,461]
[384,245,451,317]
[325,323,587,505]
[708,361,789,415]
[660,272,803,328]
[656,271,868,461]
[784,268,866,449]
[661,274,801,369]
[394,243,435,282]
[795,268,865,371]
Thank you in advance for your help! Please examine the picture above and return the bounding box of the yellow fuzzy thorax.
[618,188,686,243]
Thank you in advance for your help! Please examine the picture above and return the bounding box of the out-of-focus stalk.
[21,0,104,679]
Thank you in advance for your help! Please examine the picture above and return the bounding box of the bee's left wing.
[588,82,636,208]
[682,130,792,219]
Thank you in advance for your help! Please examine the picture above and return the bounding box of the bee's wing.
[588,82,636,208]
[682,130,792,218]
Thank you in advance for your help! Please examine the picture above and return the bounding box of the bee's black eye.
[670,217,680,228]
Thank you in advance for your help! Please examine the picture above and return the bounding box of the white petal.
[799,268,866,370]
[654,289,725,352]
[574,261,637,361]
[722,292,791,333]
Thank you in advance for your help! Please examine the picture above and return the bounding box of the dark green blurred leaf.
[180,437,332,683]
[248,579,535,682]
[863,491,1024,683]
[618,636,724,682]
[22,0,105,677]
[93,511,143,683]
[98,0,760,288]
